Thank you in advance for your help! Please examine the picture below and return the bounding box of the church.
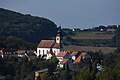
[36,27,63,59]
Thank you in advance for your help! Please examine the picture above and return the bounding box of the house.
[59,59,69,68]
[71,52,80,60]
[0,48,17,58]
[106,28,116,32]
[57,51,73,70]
[73,51,92,63]
[60,58,73,70]
[16,50,35,58]
[56,51,67,61]
[16,50,27,57]
[36,27,63,59]
[0,49,4,58]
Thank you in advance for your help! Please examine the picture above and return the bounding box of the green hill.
[0,36,36,49]
[0,8,57,43]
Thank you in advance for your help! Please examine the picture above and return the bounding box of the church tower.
[56,33,60,44]
[56,26,62,44]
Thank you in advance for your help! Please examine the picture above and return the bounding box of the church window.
[47,50,48,53]
[57,38,59,40]
[54,50,56,54]
[43,50,44,54]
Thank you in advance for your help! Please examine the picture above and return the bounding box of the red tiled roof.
[53,43,61,48]
[37,40,55,48]
[0,49,3,54]
[71,52,78,56]
[16,50,26,54]
[106,28,116,32]
[73,52,87,63]
[57,51,67,57]
[0,50,3,55]
[73,55,81,63]
[65,50,71,54]
[60,59,69,65]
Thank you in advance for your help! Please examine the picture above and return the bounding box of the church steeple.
[56,26,62,44]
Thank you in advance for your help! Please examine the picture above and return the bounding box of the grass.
[64,45,117,54]
[72,31,115,39]
[63,31,116,53]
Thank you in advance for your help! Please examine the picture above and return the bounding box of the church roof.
[37,40,61,48]
[53,43,61,48]
[37,40,55,48]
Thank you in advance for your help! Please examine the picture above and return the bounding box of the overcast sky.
[0,0,120,29]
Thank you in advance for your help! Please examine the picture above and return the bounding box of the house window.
[54,50,56,54]
[43,50,44,54]
[39,50,41,54]
[47,50,48,53]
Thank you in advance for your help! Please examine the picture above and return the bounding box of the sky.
[0,0,120,29]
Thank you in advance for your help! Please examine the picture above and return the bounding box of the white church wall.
[37,48,50,57]
[46,53,52,59]
[52,48,60,56]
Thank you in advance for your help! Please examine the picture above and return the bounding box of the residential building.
[0,49,4,58]
[71,52,80,60]
[57,51,73,70]
[73,51,92,63]
[0,48,16,58]
[106,28,116,32]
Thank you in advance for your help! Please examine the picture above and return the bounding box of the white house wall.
[72,56,76,60]
[59,64,64,68]
[57,57,64,62]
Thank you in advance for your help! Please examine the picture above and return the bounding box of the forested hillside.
[0,36,36,49]
[0,8,57,43]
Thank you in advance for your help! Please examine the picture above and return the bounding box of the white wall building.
[56,51,67,62]
[71,52,78,60]
[36,32,63,59]
[0,49,4,58]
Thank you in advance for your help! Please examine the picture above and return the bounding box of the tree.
[96,67,115,80]
[112,26,120,47]
[20,61,29,79]
[41,72,47,80]
[73,68,91,80]
[57,69,72,80]
[0,8,57,43]
[102,53,118,68]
